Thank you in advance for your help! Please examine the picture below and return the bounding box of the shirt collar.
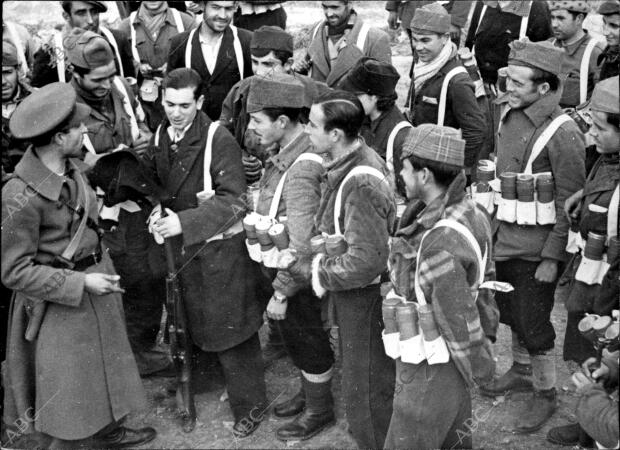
[324,139,364,189]
[167,122,194,143]
[521,90,563,128]
[554,31,590,56]
[267,130,311,172]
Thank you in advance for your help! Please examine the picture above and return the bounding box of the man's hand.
[535,259,558,283]
[139,63,153,76]
[572,371,595,394]
[133,130,152,155]
[387,11,399,29]
[266,294,287,320]
[292,54,312,74]
[154,208,182,238]
[85,273,125,295]
[564,189,584,221]
[277,249,311,283]
[582,357,611,382]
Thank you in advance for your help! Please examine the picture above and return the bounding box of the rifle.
[162,207,196,433]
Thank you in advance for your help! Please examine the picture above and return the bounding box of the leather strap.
[524,114,572,174]
[579,38,601,105]
[99,26,124,78]
[438,66,467,127]
[185,26,244,80]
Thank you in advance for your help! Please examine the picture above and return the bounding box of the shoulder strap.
[524,114,572,174]
[608,184,619,241]
[185,27,197,68]
[579,38,600,105]
[356,22,370,52]
[519,14,529,40]
[386,121,412,188]
[52,30,66,83]
[312,22,322,41]
[129,11,141,67]
[230,25,244,80]
[203,122,219,192]
[112,76,141,142]
[171,8,185,33]
[334,165,386,236]
[99,26,124,78]
[476,4,488,35]
[268,152,324,220]
[153,124,163,147]
[61,163,93,261]
[6,22,28,76]
[438,66,467,126]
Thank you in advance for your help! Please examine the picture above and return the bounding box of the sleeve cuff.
[311,253,327,298]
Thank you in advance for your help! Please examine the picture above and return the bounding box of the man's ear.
[196,94,205,111]
[283,57,294,73]
[537,81,551,96]
[62,11,71,24]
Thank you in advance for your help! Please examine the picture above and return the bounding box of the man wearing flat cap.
[547,76,620,447]
[548,1,605,108]
[338,57,410,199]
[2,39,32,178]
[384,124,498,449]
[32,1,135,88]
[407,4,486,173]
[480,38,586,433]
[294,1,391,88]
[597,0,620,81]
[143,67,267,438]
[246,73,336,442]
[2,82,155,449]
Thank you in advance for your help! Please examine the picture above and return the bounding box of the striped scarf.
[413,40,457,92]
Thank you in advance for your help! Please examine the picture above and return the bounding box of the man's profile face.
[73,60,116,99]
[306,104,333,153]
[247,110,284,147]
[322,1,351,28]
[589,109,620,154]
[400,158,423,200]
[203,1,236,33]
[506,64,544,110]
[550,9,582,42]
[251,51,288,77]
[2,65,18,101]
[162,86,203,132]
[64,1,101,32]
[603,14,620,47]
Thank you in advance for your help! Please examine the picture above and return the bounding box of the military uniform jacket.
[411,56,486,168]
[1,148,145,440]
[494,92,586,262]
[313,143,396,293]
[307,16,391,87]
[167,25,253,121]
[143,111,262,351]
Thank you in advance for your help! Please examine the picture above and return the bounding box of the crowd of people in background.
[1,1,618,449]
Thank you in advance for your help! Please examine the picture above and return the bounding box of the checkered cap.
[548,1,590,13]
[401,124,465,170]
[246,73,305,113]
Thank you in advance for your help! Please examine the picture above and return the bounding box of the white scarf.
[413,40,457,92]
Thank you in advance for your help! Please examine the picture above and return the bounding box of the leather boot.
[276,377,335,441]
[274,388,305,418]
[515,388,557,433]
[479,362,533,397]
[547,422,580,446]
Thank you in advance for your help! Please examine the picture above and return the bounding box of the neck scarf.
[138,3,169,41]
[327,10,355,37]
[71,77,112,114]
[413,40,457,92]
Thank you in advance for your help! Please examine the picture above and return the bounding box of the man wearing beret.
[285,90,396,449]
[547,77,620,447]
[2,40,32,178]
[597,0,620,81]
[384,124,499,449]
[294,1,391,88]
[549,1,605,108]
[118,1,195,130]
[167,1,253,121]
[338,57,410,199]
[32,1,135,88]
[65,28,170,377]
[407,4,486,174]
[143,67,266,438]
[480,38,586,433]
[245,73,336,442]
[2,82,155,449]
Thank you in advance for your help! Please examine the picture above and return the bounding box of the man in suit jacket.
[167,1,253,120]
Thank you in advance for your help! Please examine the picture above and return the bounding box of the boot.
[479,362,533,397]
[547,422,580,446]
[515,389,557,433]
[274,388,305,418]
[276,377,335,441]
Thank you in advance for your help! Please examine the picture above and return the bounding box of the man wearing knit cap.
[32,1,135,88]
[548,1,605,108]
[338,57,410,199]
[547,76,620,447]
[2,39,32,177]
[64,28,170,377]
[246,73,336,442]
[293,1,391,88]
[407,3,486,173]
[480,38,586,433]
[384,124,498,449]
[597,0,620,81]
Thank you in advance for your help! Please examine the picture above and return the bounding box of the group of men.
[1,0,619,449]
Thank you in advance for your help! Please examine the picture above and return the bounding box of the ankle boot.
[479,362,533,397]
[515,388,557,433]
[547,422,580,446]
[274,388,305,418]
[276,377,335,441]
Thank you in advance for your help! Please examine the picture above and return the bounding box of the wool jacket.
[167,24,253,121]
[494,91,586,262]
[389,173,499,387]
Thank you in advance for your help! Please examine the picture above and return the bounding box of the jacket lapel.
[190,28,211,78]
[325,21,365,87]
[308,22,330,81]
[210,27,234,82]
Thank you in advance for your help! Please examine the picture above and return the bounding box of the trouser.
[233,6,287,31]
[332,285,395,449]
[103,209,167,372]
[213,332,267,422]
[277,287,334,375]
[385,360,472,450]
[495,259,556,353]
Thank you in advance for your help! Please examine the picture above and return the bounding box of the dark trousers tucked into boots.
[332,285,395,449]
[385,360,472,450]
